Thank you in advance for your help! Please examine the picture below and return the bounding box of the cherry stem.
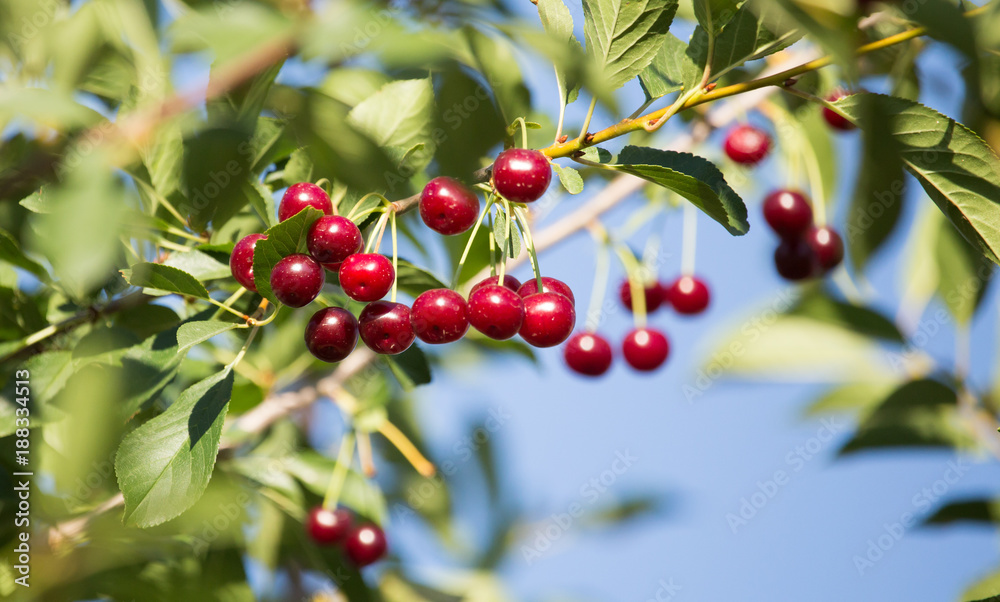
[322,430,356,510]
[515,117,529,149]
[681,201,698,277]
[390,210,398,303]
[487,210,498,278]
[377,420,436,477]
[576,97,597,145]
[585,224,611,332]
[614,243,647,329]
[453,197,494,288]
[207,297,250,321]
[498,199,514,283]
[357,431,376,477]
[364,211,391,254]
[513,206,543,293]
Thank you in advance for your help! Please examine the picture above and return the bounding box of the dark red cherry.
[467,284,525,340]
[763,190,814,239]
[471,274,521,295]
[279,182,333,222]
[622,328,669,372]
[774,239,819,281]
[306,506,353,545]
[619,280,663,313]
[823,90,856,131]
[410,289,469,344]
[358,301,415,355]
[664,276,710,315]
[806,226,844,272]
[516,277,575,306]
[304,307,359,362]
[493,148,552,203]
[307,215,362,268]
[419,177,480,235]
[344,523,387,567]
[338,254,394,302]
[563,332,613,377]
[519,292,575,348]
[270,253,325,308]
[724,124,771,165]
[230,233,266,292]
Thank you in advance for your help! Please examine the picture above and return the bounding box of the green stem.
[613,244,647,329]
[585,234,611,332]
[322,431,357,510]
[487,210,498,278]
[515,117,529,150]
[452,198,494,287]
[513,207,543,292]
[207,297,250,320]
[576,97,598,145]
[390,211,398,303]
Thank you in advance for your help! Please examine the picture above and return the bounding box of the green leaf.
[243,179,277,228]
[395,260,448,297]
[552,163,584,194]
[582,0,679,91]
[693,0,740,35]
[803,381,900,417]
[935,217,993,325]
[0,228,48,280]
[176,320,240,350]
[281,148,314,186]
[697,0,802,81]
[23,350,75,406]
[462,27,532,130]
[788,291,904,342]
[115,369,235,527]
[385,344,432,391]
[639,33,701,99]
[121,263,210,300]
[924,499,999,526]
[432,65,507,178]
[347,78,436,173]
[963,570,1000,602]
[162,250,232,282]
[537,0,583,105]
[283,451,388,524]
[19,188,51,213]
[492,206,521,259]
[251,207,324,304]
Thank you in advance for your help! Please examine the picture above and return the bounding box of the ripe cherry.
[519,292,575,348]
[823,90,856,131]
[664,276,710,315]
[619,280,663,314]
[304,307,359,363]
[271,254,325,308]
[516,277,575,306]
[344,523,387,567]
[806,226,844,272]
[230,233,266,292]
[724,124,771,165]
[563,332,613,377]
[622,328,669,372]
[471,274,521,294]
[306,506,353,545]
[410,289,469,344]
[493,148,552,203]
[307,215,362,269]
[338,254,394,302]
[358,301,415,355]
[763,190,814,239]
[419,177,480,235]
[468,284,525,340]
[774,239,818,281]
[279,182,333,222]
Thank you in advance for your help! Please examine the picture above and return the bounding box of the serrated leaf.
[251,206,323,304]
[395,260,448,297]
[696,0,802,81]
[639,33,700,99]
[162,250,231,281]
[693,0,740,35]
[243,179,277,228]
[582,0,679,91]
[552,163,584,194]
[121,263,210,299]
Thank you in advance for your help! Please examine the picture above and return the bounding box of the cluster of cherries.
[305,506,387,567]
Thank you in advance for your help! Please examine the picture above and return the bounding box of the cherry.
[563,332,613,377]
[410,289,469,344]
[664,276,710,315]
[823,90,856,131]
[358,301,415,355]
[471,274,521,295]
[468,284,525,340]
[307,215,362,269]
[723,124,771,165]
[516,277,575,306]
[344,523,387,567]
[419,177,480,235]
[279,182,333,222]
[306,506,353,545]
[230,233,267,292]
[619,280,663,314]
[774,239,818,281]
[519,292,575,348]
[622,328,669,372]
[305,307,359,362]
[338,254,394,302]
[492,148,552,203]
[763,190,814,239]
[806,226,844,272]
[271,254,325,308]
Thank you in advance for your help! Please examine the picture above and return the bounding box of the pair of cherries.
[305,506,387,567]
[763,190,844,280]
[619,276,711,316]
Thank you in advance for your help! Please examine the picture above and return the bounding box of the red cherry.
[762,190,814,239]
[279,183,333,222]
[618,280,663,313]
[563,332,613,377]
[410,289,469,344]
[516,277,575,306]
[306,506,353,545]
[304,307,359,363]
[519,292,575,348]
[471,274,521,294]
[774,239,819,281]
[468,284,525,340]
[344,523,387,567]
[307,216,362,268]
[723,124,771,165]
[230,233,266,292]
[270,254,325,308]
[493,148,552,203]
[419,177,480,235]
[358,301,415,355]
[664,276,710,315]
[338,254,394,302]
[622,328,669,372]
[823,90,856,131]
[806,226,844,272]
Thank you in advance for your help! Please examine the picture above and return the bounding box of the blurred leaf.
[0,227,47,280]
[924,499,1000,526]
[803,381,899,417]
[462,27,532,129]
[935,220,993,325]
[171,3,292,66]
[319,68,391,106]
[788,291,904,342]
[251,206,323,304]
[582,0,678,91]
[386,344,432,390]
[121,263,210,300]
[432,65,506,178]
[580,495,660,528]
[181,126,255,232]
[396,259,449,297]
[537,0,583,105]
[770,97,837,212]
[242,179,277,228]
[769,0,858,75]
[348,78,436,176]
[162,250,232,282]
[964,570,1000,602]
[283,451,388,524]
[19,188,51,213]
[702,0,801,80]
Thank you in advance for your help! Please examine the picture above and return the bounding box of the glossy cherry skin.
[622,328,670,372]
[493,148,552,203]
[763,190,814,239]
[338,254,395,302]
[724,124,771,165]
[307,216,362,268]
[563,332,613,377]
[519,292,576,348]
[823,90,856,131]
[806,226,844,272]
[471,274,521,295]
[619,280,663,313]
[230,233,266,292]
[774,239,819,281]
[270,254,325,308]
[468,284,525,340]
[419,177,480,235]
[516,277,575,306]
[358,301,415,355]
[306,506,353,545]
[410,289,469,344]
[664,276,711,315]
[304,307,359,363]
[279,182,333,222]
[344,523,387,567]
